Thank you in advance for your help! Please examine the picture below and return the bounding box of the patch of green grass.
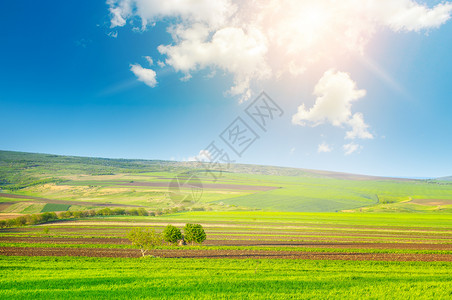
[0,256,451,299]
[21,203,46,214]
[41,203,70,212]
[2,202,45,214]
[0,197,29,202]
[151,211,452,228]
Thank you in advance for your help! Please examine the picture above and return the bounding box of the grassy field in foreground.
[0,256,451,299]
[1,212,451,299]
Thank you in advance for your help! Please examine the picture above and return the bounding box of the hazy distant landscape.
[1,150,451,217]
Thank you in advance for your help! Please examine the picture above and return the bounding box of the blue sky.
[0,0,451,178]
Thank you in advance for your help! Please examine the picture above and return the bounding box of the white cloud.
[158,25,270,101]
[107,0,452,100]
[318,143,332,153]
[130,64,157,87]
[343,142,362,155]
[107,31,118,38]
[346,113,373,140]
[378,1,452,31]
[144,56,153,66]
[292,69,373,140]
[292,69,366,127]
[107,0,236,29]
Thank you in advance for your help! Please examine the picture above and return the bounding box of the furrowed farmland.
[1,151,451,299]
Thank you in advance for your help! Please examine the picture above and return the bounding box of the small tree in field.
[127,227,163,257]
[184,223,206,245]
[163,225,182,245]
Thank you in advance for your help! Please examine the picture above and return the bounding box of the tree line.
[0,207,182,228]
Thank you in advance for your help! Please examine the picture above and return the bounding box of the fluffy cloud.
[130,64,157,87]
[378,1,452,31]
[108,0,452,100]
[158,24,270,101]
[343,142,362,155]
[144,56,153,66]
[318,143,332,153]
[292,69,373,140]
[346,113,373,140]
[107,0,236,29]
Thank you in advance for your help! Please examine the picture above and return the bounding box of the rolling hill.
[1,150,451,214]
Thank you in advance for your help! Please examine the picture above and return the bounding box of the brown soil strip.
[0,193,142,208]
[209,232,452,239]
[56,220,452,232]
[0,214,23,220]
[205,239,452,250]
[0,237,128,244]
[1,237,451,250]
[0,247,450,261]
[0,202,14,212]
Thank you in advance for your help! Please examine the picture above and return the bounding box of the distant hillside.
[437,176,452,181]
[1,150,451,213]
[0,149,407,190]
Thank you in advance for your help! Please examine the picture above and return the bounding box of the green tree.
[184,223,206,245]
[127,227,163,257]
[0,220,7,228]
[163,225,182,245]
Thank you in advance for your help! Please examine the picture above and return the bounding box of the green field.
[1,256,451,299]
[41,203,71,212]
[1,211,451,299]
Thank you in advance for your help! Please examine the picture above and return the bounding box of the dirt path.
[1,246,450,261]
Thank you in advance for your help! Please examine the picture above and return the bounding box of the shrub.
[184,223,206,245]
[41,212,57,222]
[97,208,112,216]
[127,208,139,216]
[58,211,72,219]
[6,219,16,227]
[72,211,82,218]
[137,208,148,216]
[15,216,27,226]
[163,225,182,245]
[29,214,43,225]
[127,227,163,256]
[112,208,126,215]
